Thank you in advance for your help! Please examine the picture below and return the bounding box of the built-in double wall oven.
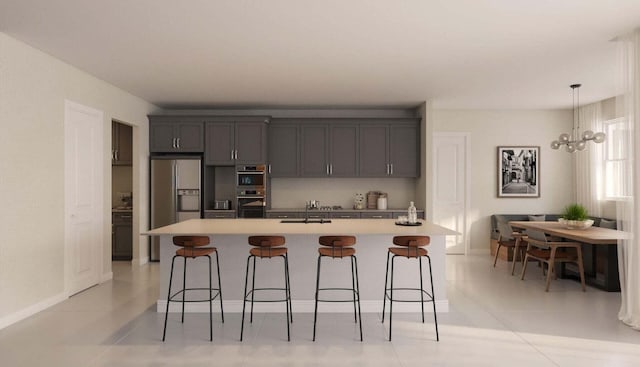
[236,164,267,218]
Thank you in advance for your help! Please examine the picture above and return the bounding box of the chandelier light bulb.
[558,133,570,143]
[566,143,576,153]
[593,132,606,143]
[576,140,587,151]
[550,140,560,149]
[582,130,594,140]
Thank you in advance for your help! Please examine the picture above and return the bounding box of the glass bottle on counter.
[408,201,417,224]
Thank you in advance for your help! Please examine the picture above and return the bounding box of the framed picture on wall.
[497,146,540,198]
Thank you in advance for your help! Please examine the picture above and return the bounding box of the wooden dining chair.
[520,229,586,292]
[493,221,527,275]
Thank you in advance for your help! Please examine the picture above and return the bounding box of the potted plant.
[559,203,594,229]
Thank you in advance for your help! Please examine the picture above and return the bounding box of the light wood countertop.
[144,218,459,237]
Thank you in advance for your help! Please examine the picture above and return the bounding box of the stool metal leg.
[351,256,358,323]
[250,256,257,323]
[419,256,425,323]
[240,255,252,341]
[427,255,439,341]
[312,255,322,341]
[283,254,291,342]
[215,251,224,323]
[381,250,391,323]
[389,254,396,341]
[353,255,363,342]
[207,255,213,341]
[285,253,293,323]
[181,256,187,323]
[162,255,178,341]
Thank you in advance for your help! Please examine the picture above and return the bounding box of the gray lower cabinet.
[204,210,236,219]
[360,211,394,219]
[112,212,132,260]
[329,212,361,219]
[205,121,267,165]
[359,122,419,178]
[149,117,204,153]
[268,124,299,177]
[266,211,303,219]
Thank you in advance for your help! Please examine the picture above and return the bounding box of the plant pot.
[558,218,594,229]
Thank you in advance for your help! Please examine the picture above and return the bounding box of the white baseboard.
[100,272,113,283]
[156,299,449,313]
[0,293,68,330]
[138,256,149,265]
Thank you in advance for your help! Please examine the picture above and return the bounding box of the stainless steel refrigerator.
[150,156,202,261]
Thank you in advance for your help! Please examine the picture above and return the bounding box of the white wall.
[432,109,575,252]
[0,32,157,327]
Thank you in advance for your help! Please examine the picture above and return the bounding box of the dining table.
[509,220,629,291]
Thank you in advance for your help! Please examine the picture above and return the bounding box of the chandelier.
[551,84,606,152]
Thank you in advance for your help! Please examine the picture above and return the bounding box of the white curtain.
[575,102,604,217]
[616,28,640,330]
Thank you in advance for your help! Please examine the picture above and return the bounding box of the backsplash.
[270,177,417,209]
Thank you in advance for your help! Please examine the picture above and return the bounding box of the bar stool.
[240,235,292,341]
[313,235,362,341]
[162,236,224,342]
[382,235,439,341]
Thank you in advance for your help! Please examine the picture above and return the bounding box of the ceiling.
[1,0,640,109]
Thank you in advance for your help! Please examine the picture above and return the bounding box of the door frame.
[64,100,104,296]
[432,132,470,255]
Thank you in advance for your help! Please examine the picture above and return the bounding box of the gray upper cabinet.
[205,122,234,165]
[359,125,389,176]
[389,124,419,177]
[112,121,132,166]
[268,124,299,177]
[205,121,267,165]
[359,122,419,177]
[329,124,358,177]
[299,123,358,177]
[235,122,267,164]
[300,125,329,177]
[149,117,204,153]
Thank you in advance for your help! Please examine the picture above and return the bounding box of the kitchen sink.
[280,219,332,224]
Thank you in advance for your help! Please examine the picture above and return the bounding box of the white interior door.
[433,133,469,254]
[65,100,104,295]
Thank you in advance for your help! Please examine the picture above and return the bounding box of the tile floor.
[0,255,638,366]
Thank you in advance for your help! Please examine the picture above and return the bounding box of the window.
[603,118,631,199]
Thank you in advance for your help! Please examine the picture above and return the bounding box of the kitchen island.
[145,218,458,313]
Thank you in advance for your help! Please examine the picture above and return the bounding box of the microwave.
[237,165,266,188]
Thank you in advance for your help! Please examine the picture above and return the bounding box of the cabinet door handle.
[326,164,329,175]
[329,164,333,175]
[268,164,272,174]
[371,215,383,218]
[172,138,177,148]
[390,163,393,175]
[120,215,132,219]
[176,138,181,148]
[235,150,238,160]
[115,150,119,161]
[386,164,390,175]
[111,150,115,161]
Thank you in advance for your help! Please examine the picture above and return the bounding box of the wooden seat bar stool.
[240,235,293,341]
[313,235,363,341]
[162,236,224,342]
[382,235,439,341]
